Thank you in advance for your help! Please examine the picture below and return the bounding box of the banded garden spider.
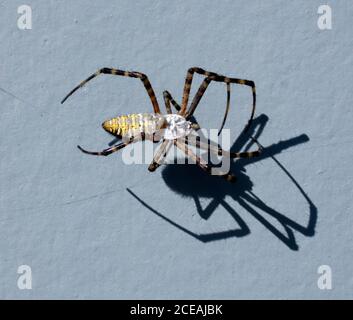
[61,67,262,182]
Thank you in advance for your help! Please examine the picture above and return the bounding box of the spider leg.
[180,67,209,114]
[183,80,231,135]
[148,139,173,172]
[77,135,139,156]
[174,139,236,182]
[61,68,161,114]
[185,132,263,159]
[163,90,181,113]
[229,136,263,159]
[163,91,172,114]
[218,83,231,136]
[163,90,200,130]
[180,67,256,133]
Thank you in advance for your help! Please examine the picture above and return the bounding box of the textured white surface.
[0,0,352,299]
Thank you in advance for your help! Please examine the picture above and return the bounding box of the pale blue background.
[0,0,352,299]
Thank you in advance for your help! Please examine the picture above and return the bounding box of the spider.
[61,67,262,182]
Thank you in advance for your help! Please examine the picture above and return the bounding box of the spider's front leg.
[163,90,181,114]
[180,67,256,133]
[163,90,200,131]
[61,67,161,114]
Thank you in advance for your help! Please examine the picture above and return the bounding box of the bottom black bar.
[0,300,349,318]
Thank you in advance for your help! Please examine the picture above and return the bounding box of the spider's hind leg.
[228,137,263,159]
[175,139,236,182]
[185,132,263,160]
[78,136,138,156]
[77,143,127,156]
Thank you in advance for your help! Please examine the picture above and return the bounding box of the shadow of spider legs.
[127,114,318,250]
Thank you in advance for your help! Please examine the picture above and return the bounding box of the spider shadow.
[127,114,317,250]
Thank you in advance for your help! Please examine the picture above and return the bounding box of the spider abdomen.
[102,113,165,138]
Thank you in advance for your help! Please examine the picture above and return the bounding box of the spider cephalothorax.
[61,67,262,182]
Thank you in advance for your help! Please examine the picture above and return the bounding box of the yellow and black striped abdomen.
[102,113,164,138]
